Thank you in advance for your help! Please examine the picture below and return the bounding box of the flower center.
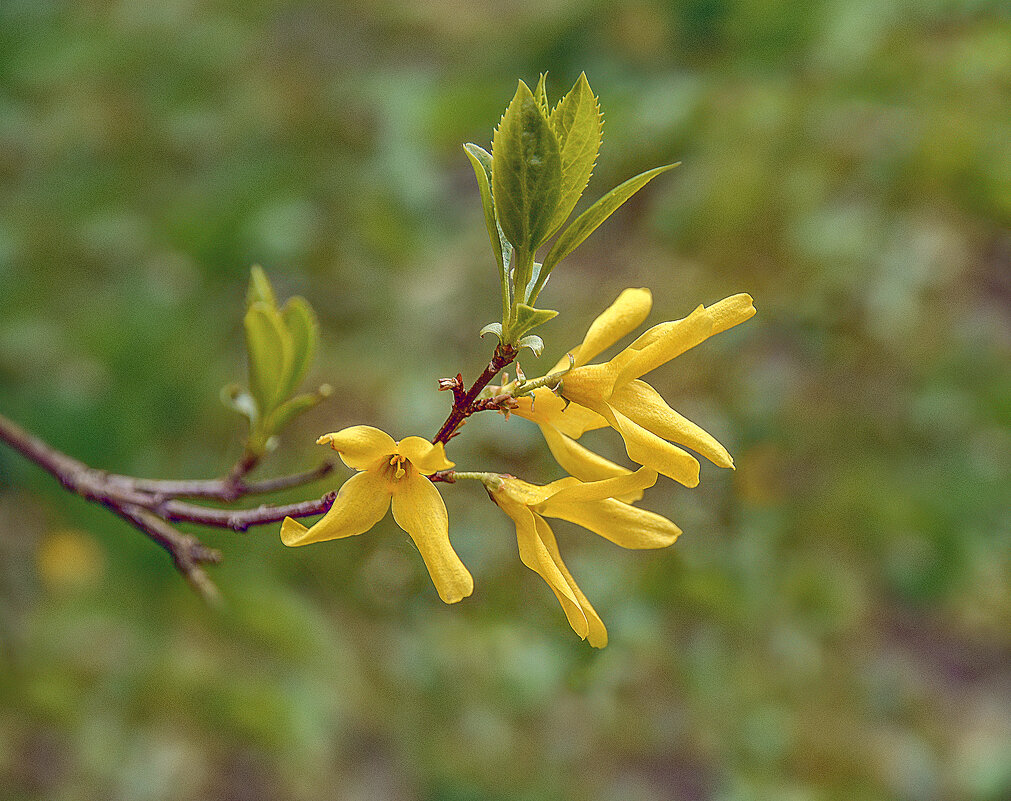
[388,454,408,480]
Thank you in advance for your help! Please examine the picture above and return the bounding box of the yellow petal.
[608,406,701,488]
[615,294,756,386]
[551,287,652,371]
[538,424,644,502]
[534,516,608,647]
[511,388,608,438]
[499,498,588,641]
[316,425,396,470]
[707,293,757,336]
[540,466,658,506]
[497,475,580,507]
[390,472,473,603]
[397,436,454,474]
[280,470,391,546]
[609,380,734,468]
[544,497,681,550]
[558,363,618,409]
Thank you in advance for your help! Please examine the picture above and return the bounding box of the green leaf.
[247,265,278,309]
[265,388,330,434]
[541,163,678,276]
[244,302,290,414]
[517,334,544,356]
[534,72,549,117]
[479,322,503,340]
[523,261,545,301]
[507,302,558,342]
[492,80,562,254]
[279,296,317,399]
[464,143,504,273]
[547,72,602,237]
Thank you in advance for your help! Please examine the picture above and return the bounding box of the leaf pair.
[224,267,329,454]
[466,73,677,349]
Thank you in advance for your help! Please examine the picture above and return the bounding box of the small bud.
[438,375,463,392]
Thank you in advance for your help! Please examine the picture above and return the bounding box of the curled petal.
[317,425,396,470]
[534,516,608,647]
[608,406,701,488]
[706,293,757,336]
[538,424,644,502]
[616,294,756,385]
[498,498,588,641]
[497,475,579,507]
[552,287,652,371]
[397,436,454,474]
[512,388,608,438]
[280,470,391,546]
[391,472,473,603]
[544,497,681,550]
[541,466,658,506]
[609,380,734,468]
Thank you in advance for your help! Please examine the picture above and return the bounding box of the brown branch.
[159,492,337,532]
[432,342,517,444]
[114,503,223,605]
[0,411,338,601]
[103,461,334,501]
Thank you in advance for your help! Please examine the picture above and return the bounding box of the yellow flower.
[490,467,680,647]
[514,288,756,488]
[280,425,474,604]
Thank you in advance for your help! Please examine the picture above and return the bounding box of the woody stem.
[432,342,518,445]
[0,411,337,601]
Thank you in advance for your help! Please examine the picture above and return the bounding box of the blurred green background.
[1,1,1009,799]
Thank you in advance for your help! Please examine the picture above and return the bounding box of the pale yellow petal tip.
[316,433,337,448]
[280,516,309,546]
[621,286,653,304]
[438,576,475,604]
[680,471,701,489]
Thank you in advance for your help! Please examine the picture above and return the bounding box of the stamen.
[389,454,407,480]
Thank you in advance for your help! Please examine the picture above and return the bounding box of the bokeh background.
[1,1,1009,799]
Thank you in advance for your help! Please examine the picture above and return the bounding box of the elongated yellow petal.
[498,475,580,507]
[317,425,396,470]
[497,497,588,641]
[538,424,644,501]
[390,472,473,603]
[280,470,391,546]
[616,294,756,385]
[551,287,652,371]
[397,436,454,474]
[511,388,608,438]
[544,497,681,550]
[609,380,734,468]
[608,406,701,487]
[540,466,658,506]
[706,293,757,336]
[534,515,608,647]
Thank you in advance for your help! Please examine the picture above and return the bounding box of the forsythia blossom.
[513,288,756,487]
[280,425,474,603]
[489,467,680,647]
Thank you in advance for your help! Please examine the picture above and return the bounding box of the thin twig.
[432,342,517,444]
[114,503,223,605]
[0,411,339,598]
[103,461,333,501]
[159,492,337,532]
